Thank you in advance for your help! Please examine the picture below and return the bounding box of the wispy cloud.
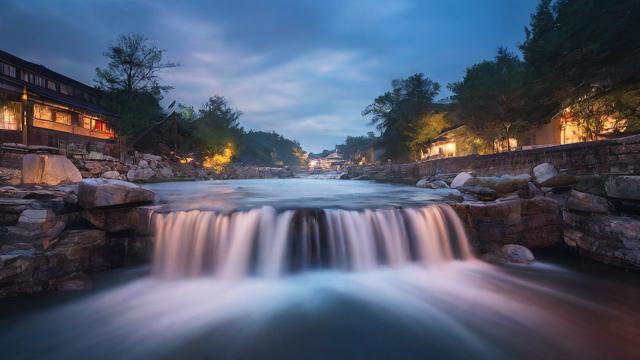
[0,0,538,152]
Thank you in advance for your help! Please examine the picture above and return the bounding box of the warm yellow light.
[21,86,28,102]
[178,157,193,164]
[202,143,234,173]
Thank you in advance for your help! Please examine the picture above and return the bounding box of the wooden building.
[0,50,120,157]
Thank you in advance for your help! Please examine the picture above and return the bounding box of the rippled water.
[1,179,639,359]
[144,178,454,211]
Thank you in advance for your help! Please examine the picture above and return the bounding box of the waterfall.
[152,205,473,279]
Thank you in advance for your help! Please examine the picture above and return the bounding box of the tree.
[336,132,378,163]
[103,91,163,137]
[96,34,177,138]
[520,0,640,122]
[236,131,306,167]
[569,85,640,140]
[194,96,242,156]
[408,112,449,155]
[95,33,177,97]
[448,48,526,151]
[362,73,441,161]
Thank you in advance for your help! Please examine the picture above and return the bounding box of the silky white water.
[151,205,473,279]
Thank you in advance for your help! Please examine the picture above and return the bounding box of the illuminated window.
[55,112,71,125]
[82,116,92,129]
[94,119,107,132]
[47,80,57,91]
[1,63,16,78]
[0,102,21,130]
[34,104,53,121]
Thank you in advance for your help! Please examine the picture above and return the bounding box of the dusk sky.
[1,0,538,152]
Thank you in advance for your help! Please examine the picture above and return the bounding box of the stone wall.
[347,134,640,183]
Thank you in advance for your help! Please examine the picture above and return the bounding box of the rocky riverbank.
[0,179,154,297]
[354,162,640,270]
[0,149,297,185]
[1,150,638,298]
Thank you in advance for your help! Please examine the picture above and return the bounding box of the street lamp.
[21,85,28,145]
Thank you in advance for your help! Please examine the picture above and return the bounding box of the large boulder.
[0,208,66,250]
[460,175,530,199]
[450,172,472,188]
[82,207,154,234]
[573,175,606,196]
[78,179,155,208]
[494,174,531,194]
[22,154,82,185]
[604,176,640,201]
[566,190,612,214]
[533,163,558,184]
[563,211,640,270]
[460,182,498,201]
[533,162,576,187]
[452,196,563,250]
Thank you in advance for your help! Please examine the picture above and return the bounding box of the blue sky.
[0,0,538,152]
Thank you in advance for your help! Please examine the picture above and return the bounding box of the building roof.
[0,49,116,118]
[0,50,97,94]
[29,86,118,117]
[325,152,343,160]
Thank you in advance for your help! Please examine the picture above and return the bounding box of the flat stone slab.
[78,179,155,208]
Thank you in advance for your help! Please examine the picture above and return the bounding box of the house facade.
[308,151,345,171]
[0,50,120,157]
[521,108,625,150]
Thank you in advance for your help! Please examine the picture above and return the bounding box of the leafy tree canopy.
[448,48,526,150]
[362,73,441,161]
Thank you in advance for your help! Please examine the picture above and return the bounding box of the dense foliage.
[448,48,527,151]
[236,131,306,167]
[335,132,378,163]
[357,0,640,161]
[362,73,441,161]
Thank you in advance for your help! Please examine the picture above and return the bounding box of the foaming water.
[152,205,473,279]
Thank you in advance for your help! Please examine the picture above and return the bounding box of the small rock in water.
[501,244,535,264]
[415,177,429,187]
[450,172,472,188]
[426,180,449,189]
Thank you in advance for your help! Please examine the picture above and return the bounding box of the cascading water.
[152,205,474,279]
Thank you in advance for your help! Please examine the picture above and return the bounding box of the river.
[1,179,638,359]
